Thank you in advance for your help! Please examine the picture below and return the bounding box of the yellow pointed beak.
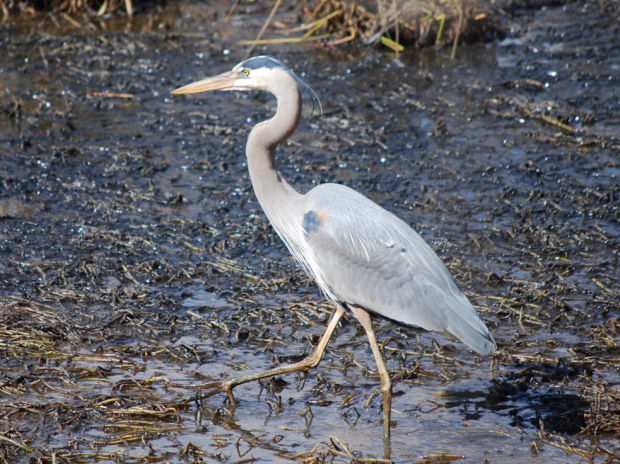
[171,71,238,95]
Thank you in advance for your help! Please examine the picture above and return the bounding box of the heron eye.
[241,68,250,77]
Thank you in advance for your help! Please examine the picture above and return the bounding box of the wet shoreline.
[1,0,618,462]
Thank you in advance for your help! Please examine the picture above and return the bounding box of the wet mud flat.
[0,1,618,463]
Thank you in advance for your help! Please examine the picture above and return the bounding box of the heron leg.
[198,305,345,406]
[349,306,392,456]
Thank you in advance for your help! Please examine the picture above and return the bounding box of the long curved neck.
[246,77,303,227]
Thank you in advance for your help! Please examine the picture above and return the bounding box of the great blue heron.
[171,56,496,445]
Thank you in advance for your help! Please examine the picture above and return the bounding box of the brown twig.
[245,0,283,59]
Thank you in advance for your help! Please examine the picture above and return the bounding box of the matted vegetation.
[1,0,501,53]
[0,0,619,462]
[0,0,135,17]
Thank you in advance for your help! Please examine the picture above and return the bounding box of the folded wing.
[302,183,495,355]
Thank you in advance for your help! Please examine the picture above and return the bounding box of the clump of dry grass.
[239,0,499,56]
[2,0,498,55]
[0,0,133,19]
[306,0,499,53]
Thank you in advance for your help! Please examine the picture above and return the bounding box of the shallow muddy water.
[0,1,618,463]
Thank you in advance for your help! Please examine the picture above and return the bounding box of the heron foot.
[194,380,238,408]
[190,308,346,408]
[225,386,237,407]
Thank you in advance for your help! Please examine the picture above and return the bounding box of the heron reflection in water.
[171,56,495,452]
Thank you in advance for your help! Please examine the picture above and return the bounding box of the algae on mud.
[0,0,619,463]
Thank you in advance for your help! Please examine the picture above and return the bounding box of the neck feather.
[245,74,303,234]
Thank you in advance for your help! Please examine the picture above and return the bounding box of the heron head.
[171,56,294,94]
[171,55,322,114]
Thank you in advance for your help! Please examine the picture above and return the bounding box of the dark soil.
[0,1,618,463]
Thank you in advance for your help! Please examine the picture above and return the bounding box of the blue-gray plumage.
[302,183,495,355]
[171,56,496,449]
[302,210,321,238]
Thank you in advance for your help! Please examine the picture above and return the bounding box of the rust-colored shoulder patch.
[303,210,327,238]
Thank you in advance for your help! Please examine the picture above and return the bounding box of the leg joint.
[380,381,392,394]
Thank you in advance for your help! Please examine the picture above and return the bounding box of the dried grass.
[0,0,133,18]
[237,0,499,55]
[308,0,498,50]
[1,0,499,54]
